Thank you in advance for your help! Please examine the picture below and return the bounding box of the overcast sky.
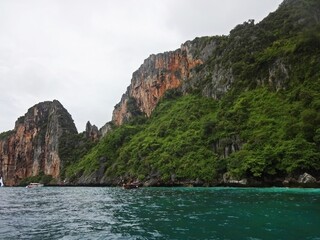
[0,0,283,133]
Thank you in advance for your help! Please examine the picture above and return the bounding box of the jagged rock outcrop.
[85,121,100,142]
[0,100,77,186]
[298,173,317,184]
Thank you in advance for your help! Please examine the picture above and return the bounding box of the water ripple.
[0,187,319,239]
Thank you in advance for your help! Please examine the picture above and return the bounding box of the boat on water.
[26,183,44,188]
[0,177,4,187]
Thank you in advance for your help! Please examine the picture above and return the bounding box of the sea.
[0,187,319,240]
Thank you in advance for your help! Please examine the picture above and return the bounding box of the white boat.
[0,177,4,187]
[26,183,44,188]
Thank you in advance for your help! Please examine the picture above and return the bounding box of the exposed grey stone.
[143,178,159,187]
[298,173,316,183]
[223,172,247,185]
[85,121,100,141]
[100,122,113,138]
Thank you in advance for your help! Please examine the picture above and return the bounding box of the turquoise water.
[0,187,319,239]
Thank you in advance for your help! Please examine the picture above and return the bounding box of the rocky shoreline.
[58,172,320,188]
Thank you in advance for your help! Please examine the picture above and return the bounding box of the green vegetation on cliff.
[220,88,320,179]
[66,86,320,184]
[66,0,320,185]
[66,93,221,183]
[59,132,97,179]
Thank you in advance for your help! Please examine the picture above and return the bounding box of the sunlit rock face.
[0,100,77,186]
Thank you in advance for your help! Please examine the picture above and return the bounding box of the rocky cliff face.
[112,40,211,125]
[59,0,320,187]
[0,100,77,186]
[111,32,275,127]
[111,0,313,127]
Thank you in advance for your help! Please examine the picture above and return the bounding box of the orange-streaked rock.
[112,42,203,126]
[0,100,77,186]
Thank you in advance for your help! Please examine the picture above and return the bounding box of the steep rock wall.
[112,41,206,125]
[111,36,243,126]
[0,100,77,186]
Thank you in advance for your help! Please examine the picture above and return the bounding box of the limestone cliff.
[112,40,211,125]
[62,0,320,187]
[111,0,311,126]
[0,100,77,186]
